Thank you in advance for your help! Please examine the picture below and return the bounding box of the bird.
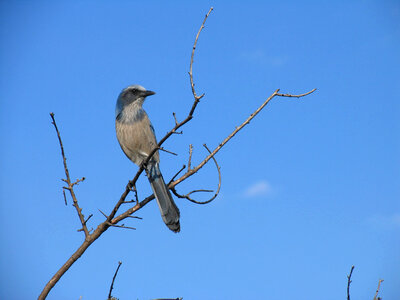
[115,84,180,232]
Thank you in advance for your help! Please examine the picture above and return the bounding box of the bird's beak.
[143,90,156,97]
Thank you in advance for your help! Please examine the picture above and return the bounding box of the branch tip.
[108,261,122,300]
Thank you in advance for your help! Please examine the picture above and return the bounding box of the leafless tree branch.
[347,265,355,300]
[159,147,178,156]
[107,223,136,231]
[168,165,186,186]
[169,88,316,189]
[126,215,143,220]
[107,261,122,300]
[171,144,222,204]
[276,89,317,98]
[50,113,90,238]
[346,266,384,300]
[98,209,109,219]
[39,7,316,299]
[172,112,178,126]
[188,7,213,105]
[373,279,384,300]
[188,144,193,171]
[62,189,67,206]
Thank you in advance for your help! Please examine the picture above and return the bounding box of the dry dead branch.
[39,7,316,299]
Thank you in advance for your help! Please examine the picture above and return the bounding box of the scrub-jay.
[115,84,180,232]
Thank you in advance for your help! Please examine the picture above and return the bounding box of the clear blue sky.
[1,1,399,299]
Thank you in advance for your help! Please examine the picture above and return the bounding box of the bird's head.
[116,84,155,117]
[118,84,155,105]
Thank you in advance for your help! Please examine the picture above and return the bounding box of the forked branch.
[50,113,90,238]
[170,88,316,188]
[39,7,316,299]
[171,144,221,204]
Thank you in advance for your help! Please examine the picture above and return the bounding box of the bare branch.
[276,88,317,98]
[171,144,221,204]
[347,265,355,300]
[40,8,316,299]
[159,147,178,156]
[121,200,136,204]
[50,113,90,237]
[373,279,384,300]
[172,112,178,126]
[107,223,136,230]
[50,112,71,182]
[188,7,213,105]
[108,261,122,300]
[62,189,67,206]
[171,88,316,187]
[84,214,93,225]
[171,188,212,200]
[102,6,216,226]
[98,209,109,219]
[171,130,183,135]
[168,165,186,185]
[126,215,143,220]
[40,10,217,298]
[188,144,193,171]
[76,214,93,231]
[71,177,85,187]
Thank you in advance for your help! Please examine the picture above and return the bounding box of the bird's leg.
[127,182,139,204]
[131,185,139,204]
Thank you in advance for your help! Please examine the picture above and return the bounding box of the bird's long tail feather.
[147,162,180,232]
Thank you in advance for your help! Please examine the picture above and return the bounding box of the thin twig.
[168,165,186,186]
[98,209,108,219]
[71,177,85,187]
[173,112,178,126]
[108,261,122,300]
[188,144,193,171]
[171,144,221,204]
[129,184,139,204]
[107,223,136,230]
[188,7,213,105]
[276,89,316,98]
[50,113,70,182]
[159,147,178,156]
[347,265,355,300]
[126,215,143,220]
[50,113,90,237]
[171,130,183,135]
[122,200,136,204]
[62,189,67,206]
[171,88,316,187]
[373,279,384,300]
[84,214,93,225]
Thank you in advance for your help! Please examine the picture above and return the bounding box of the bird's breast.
[115,108,159,165]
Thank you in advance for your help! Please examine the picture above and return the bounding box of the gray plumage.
[115,84,180,232]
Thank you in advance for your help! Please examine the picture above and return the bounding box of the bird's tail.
[147,162,180,232]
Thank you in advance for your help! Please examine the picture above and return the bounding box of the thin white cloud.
[243,180,272,198]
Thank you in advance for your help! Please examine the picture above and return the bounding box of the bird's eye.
[130,89,137,94]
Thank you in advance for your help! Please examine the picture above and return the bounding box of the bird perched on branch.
[115,84,180,232]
